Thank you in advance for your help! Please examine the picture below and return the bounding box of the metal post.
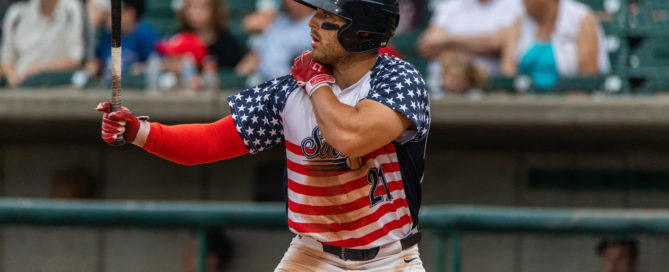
[198,229,208,272]
[434,232,445,272]
[450,230,461,272]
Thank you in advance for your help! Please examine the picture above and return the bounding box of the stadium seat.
[218,68,248,90]
[224,0,257,47]
[20,72,76,88]
[486,76,516,93]
[627,0,669,37]
[623,37,669,78]
[635,77,669,94]
[145,0,177,37]
[549,76,610,94]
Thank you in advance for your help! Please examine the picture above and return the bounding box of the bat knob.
[109,135,126,147]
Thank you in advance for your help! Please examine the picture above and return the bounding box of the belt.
[320,232,422,261]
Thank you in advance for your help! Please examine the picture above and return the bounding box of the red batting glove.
[95,102,142,145]
[290,50,335,96]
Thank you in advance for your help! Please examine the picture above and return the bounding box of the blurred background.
[0,0,669,271]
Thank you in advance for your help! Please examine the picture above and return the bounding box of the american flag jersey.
[228,54,430,249]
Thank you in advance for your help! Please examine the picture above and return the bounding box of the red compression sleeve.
[142,115,249,165]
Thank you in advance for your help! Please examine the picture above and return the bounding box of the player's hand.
[96,102,145,145]
[290,50,335,96]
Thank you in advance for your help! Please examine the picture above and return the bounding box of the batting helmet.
[295,0,400,53]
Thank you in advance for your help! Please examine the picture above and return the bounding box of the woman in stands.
[176,0,245,69]
[500,0,610,90]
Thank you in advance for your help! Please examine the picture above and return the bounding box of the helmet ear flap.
[336,22,360,52]
[338,25,389,53]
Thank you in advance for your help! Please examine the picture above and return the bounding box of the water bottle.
[201,55,219,92]
[146,52,162,93]
[180,53,197,92]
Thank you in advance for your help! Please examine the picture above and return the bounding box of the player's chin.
[311,50,325,63]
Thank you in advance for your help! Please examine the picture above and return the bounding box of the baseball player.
[96,0,430,271]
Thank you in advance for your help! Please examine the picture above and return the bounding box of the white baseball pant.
[274,235,426,272]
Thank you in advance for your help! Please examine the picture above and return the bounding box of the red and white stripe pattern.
[285,141,414,249]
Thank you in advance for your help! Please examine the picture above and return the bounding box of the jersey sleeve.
[367,56,431,142]
[227,75,298,154]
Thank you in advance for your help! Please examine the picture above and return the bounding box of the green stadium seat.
[627,0,669,37]
[20,72,76,88]
[224,0,257,48]
[486,76,515,92]
[225,0,256,14]
[602,24,629,70]
[91,70,248,91]
[219,68,248,90]
[145,17,178,38]
[623,37,669,78]
[549,76,608,94]
[121,74,147,89]
[144,0,177,37]
[635,77,669,94]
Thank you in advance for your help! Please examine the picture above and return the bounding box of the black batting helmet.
[295,0,400,53]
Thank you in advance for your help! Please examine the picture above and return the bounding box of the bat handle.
[110,135,126,146]
[108,102,127,147]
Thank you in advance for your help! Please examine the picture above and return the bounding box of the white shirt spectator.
[1,0,85,77]
[430,0,523,74]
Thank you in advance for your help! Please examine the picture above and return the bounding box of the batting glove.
[96,102,149,146]
[290,50,335,96]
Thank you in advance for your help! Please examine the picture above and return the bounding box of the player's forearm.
[142,116,249,165]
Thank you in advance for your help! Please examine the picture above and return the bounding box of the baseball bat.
[109,0,125,146]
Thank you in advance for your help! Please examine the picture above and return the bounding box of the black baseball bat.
[109,0,125,146]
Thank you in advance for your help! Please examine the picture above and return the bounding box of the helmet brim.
[293,0,351,21]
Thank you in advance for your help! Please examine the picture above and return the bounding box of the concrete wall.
[3,91,669,271]
[3,139,669,271]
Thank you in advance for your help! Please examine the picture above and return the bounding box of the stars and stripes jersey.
[227,54,430,249]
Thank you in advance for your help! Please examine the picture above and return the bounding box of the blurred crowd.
[0,0,650,95]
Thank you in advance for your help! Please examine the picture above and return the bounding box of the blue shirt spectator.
[235,0,313,84]
[253,13,311,80]
[95,20,158,73]
[87,0,158,81]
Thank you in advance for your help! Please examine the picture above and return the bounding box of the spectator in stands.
[417,0,523,94]
[50,166,98,199]
[596,237,639,272]
[175,0,245,69]
[439,51,489,95]
[235,0,313,83]
[86,0,109,29]
[85,0,110,64]
[396,0,428,34]
[500,0,611,90]
[182,229,234,272]
[1,0,85,88]
[242,0,280,34]
[89,0,158,80]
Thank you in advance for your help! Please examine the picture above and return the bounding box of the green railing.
[2,199,669,272]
